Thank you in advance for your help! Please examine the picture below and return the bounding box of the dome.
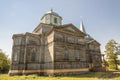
[45,9,59,16]
[41,9,62,26]
[41,9,62,20]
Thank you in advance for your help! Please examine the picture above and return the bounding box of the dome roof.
[41,9,62,20]
[45,9,59,16]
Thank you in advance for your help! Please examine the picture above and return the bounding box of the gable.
[62,24,79,32]
[60,24,86,37]
[33,23,53,34]
[64,27,76,32]
[88,40,100,46]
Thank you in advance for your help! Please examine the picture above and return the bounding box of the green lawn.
[0,71,120,80]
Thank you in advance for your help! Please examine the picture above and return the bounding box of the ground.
[0,71,120,80]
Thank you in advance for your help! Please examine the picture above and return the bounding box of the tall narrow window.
[54,17,57,23]
[13,52,18,61]
[64,50,69,60]
[63,35,68,42]
[31,48,36,62]
[74,37,78,44]
[13,47,20,61]
[31,52,36,62]
[14,37,21,45]
[75,50,80,60]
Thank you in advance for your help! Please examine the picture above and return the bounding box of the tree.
[118,60,120,65]
[0,49,10,73]
[105,39,120,70]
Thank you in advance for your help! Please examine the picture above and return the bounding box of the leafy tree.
[105,39,120,70]
[118,60,120,65]
[0,49,10,73]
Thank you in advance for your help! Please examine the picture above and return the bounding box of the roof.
[41,9,62,20]
[86,38,100,45]
[45,23,85,37]
[33,23,53,33]
[46,9,59,16]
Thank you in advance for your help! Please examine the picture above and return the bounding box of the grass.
[0,71,120,80]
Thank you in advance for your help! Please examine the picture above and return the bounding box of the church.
[9,10,102,76]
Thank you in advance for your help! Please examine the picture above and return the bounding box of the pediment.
[88,40,100,46]
[61,24,85,35]
[33,23,53,34]
[64,27,76,32]
[56,24,86,37]
[61,24,80,33]
[93,41,100,46]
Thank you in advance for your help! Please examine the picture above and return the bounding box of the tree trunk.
[114,58,118,70]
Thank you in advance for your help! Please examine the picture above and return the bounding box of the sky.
[0,0,120,58]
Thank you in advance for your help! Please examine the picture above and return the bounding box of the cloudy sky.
[0,0,120,57]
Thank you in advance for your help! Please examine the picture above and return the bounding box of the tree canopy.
[0,49,10,73]
[105,39,120,70]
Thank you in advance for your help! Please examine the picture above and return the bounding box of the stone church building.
[9,10,102,76]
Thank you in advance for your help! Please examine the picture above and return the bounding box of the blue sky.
[0,0,120,57]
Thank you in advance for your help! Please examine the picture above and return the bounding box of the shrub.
[0,49,10,73]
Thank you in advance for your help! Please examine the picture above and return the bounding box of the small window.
[64,50,69,60]
[31,48,36,62]
[74,37,78,44]
[14,37,21,45]
[31,52,36,62]
[13,52,18,61]
[75,50,80,60]
[54,17,57,23]
[13,47,20,61]
[63,35,68,42]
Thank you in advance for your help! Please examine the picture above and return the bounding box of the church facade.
[9,10,102,76]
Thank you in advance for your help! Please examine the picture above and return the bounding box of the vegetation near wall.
[0,49,10,73]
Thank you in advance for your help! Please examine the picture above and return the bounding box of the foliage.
[0,49,10,73]
[119,60,120,65]
[0,71,120,80]
[105,39,120,70]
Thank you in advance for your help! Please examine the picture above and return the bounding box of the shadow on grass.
[57,71,120,79]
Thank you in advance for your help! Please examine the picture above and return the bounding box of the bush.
[0,49,10,73]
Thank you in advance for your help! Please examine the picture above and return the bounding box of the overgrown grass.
[0,71,120,80]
